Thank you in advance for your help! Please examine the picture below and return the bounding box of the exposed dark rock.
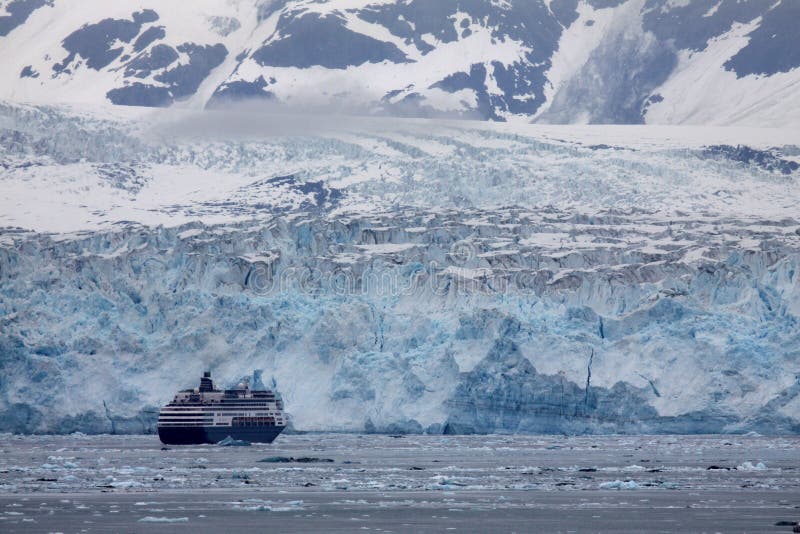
[19,65,38,78]
[252,12,408,69]
[107,42,227,106]
[106,83,172,107]
[132,25,165,52]
[207,76,275,108]
[703,145,799,175]
[0,0,52,37]
[55,12,156,72]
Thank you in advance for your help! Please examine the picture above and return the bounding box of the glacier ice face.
[0,104,799,435]
[1,211,799,434]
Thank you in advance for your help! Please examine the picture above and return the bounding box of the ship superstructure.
[158,371,286,444]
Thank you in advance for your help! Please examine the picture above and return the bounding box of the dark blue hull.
[158,425,285,445]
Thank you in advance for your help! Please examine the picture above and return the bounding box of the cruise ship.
[157,371,287,444]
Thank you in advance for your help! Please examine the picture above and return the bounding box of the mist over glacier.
[0,103,799,435]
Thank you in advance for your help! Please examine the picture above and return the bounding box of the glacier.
[1,103,799,435]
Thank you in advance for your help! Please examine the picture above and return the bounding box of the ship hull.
[158,425,285,445]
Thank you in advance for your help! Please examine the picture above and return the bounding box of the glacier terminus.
[0,102,798,436]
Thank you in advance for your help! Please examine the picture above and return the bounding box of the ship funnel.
[199,371,214,392]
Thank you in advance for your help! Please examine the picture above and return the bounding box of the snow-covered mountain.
[1,0,799,126]
[1,103,799,434]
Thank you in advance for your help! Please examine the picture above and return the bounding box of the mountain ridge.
[1,0,798,126]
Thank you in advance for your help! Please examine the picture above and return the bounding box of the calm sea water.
[1,433,798,532]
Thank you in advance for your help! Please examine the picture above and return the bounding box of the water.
[0,433,798,532]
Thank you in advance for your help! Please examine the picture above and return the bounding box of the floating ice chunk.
[59,475,78,482]
[235,500,303,512]
[599,480,640,490]
[427,476,469,490]
[736,461,767,471]
[331,479,350,490]
[110,479,144,488]
[217,436,251,447]
[269,505,303,512]
[138,516,189,523]
[623,465,646,472]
